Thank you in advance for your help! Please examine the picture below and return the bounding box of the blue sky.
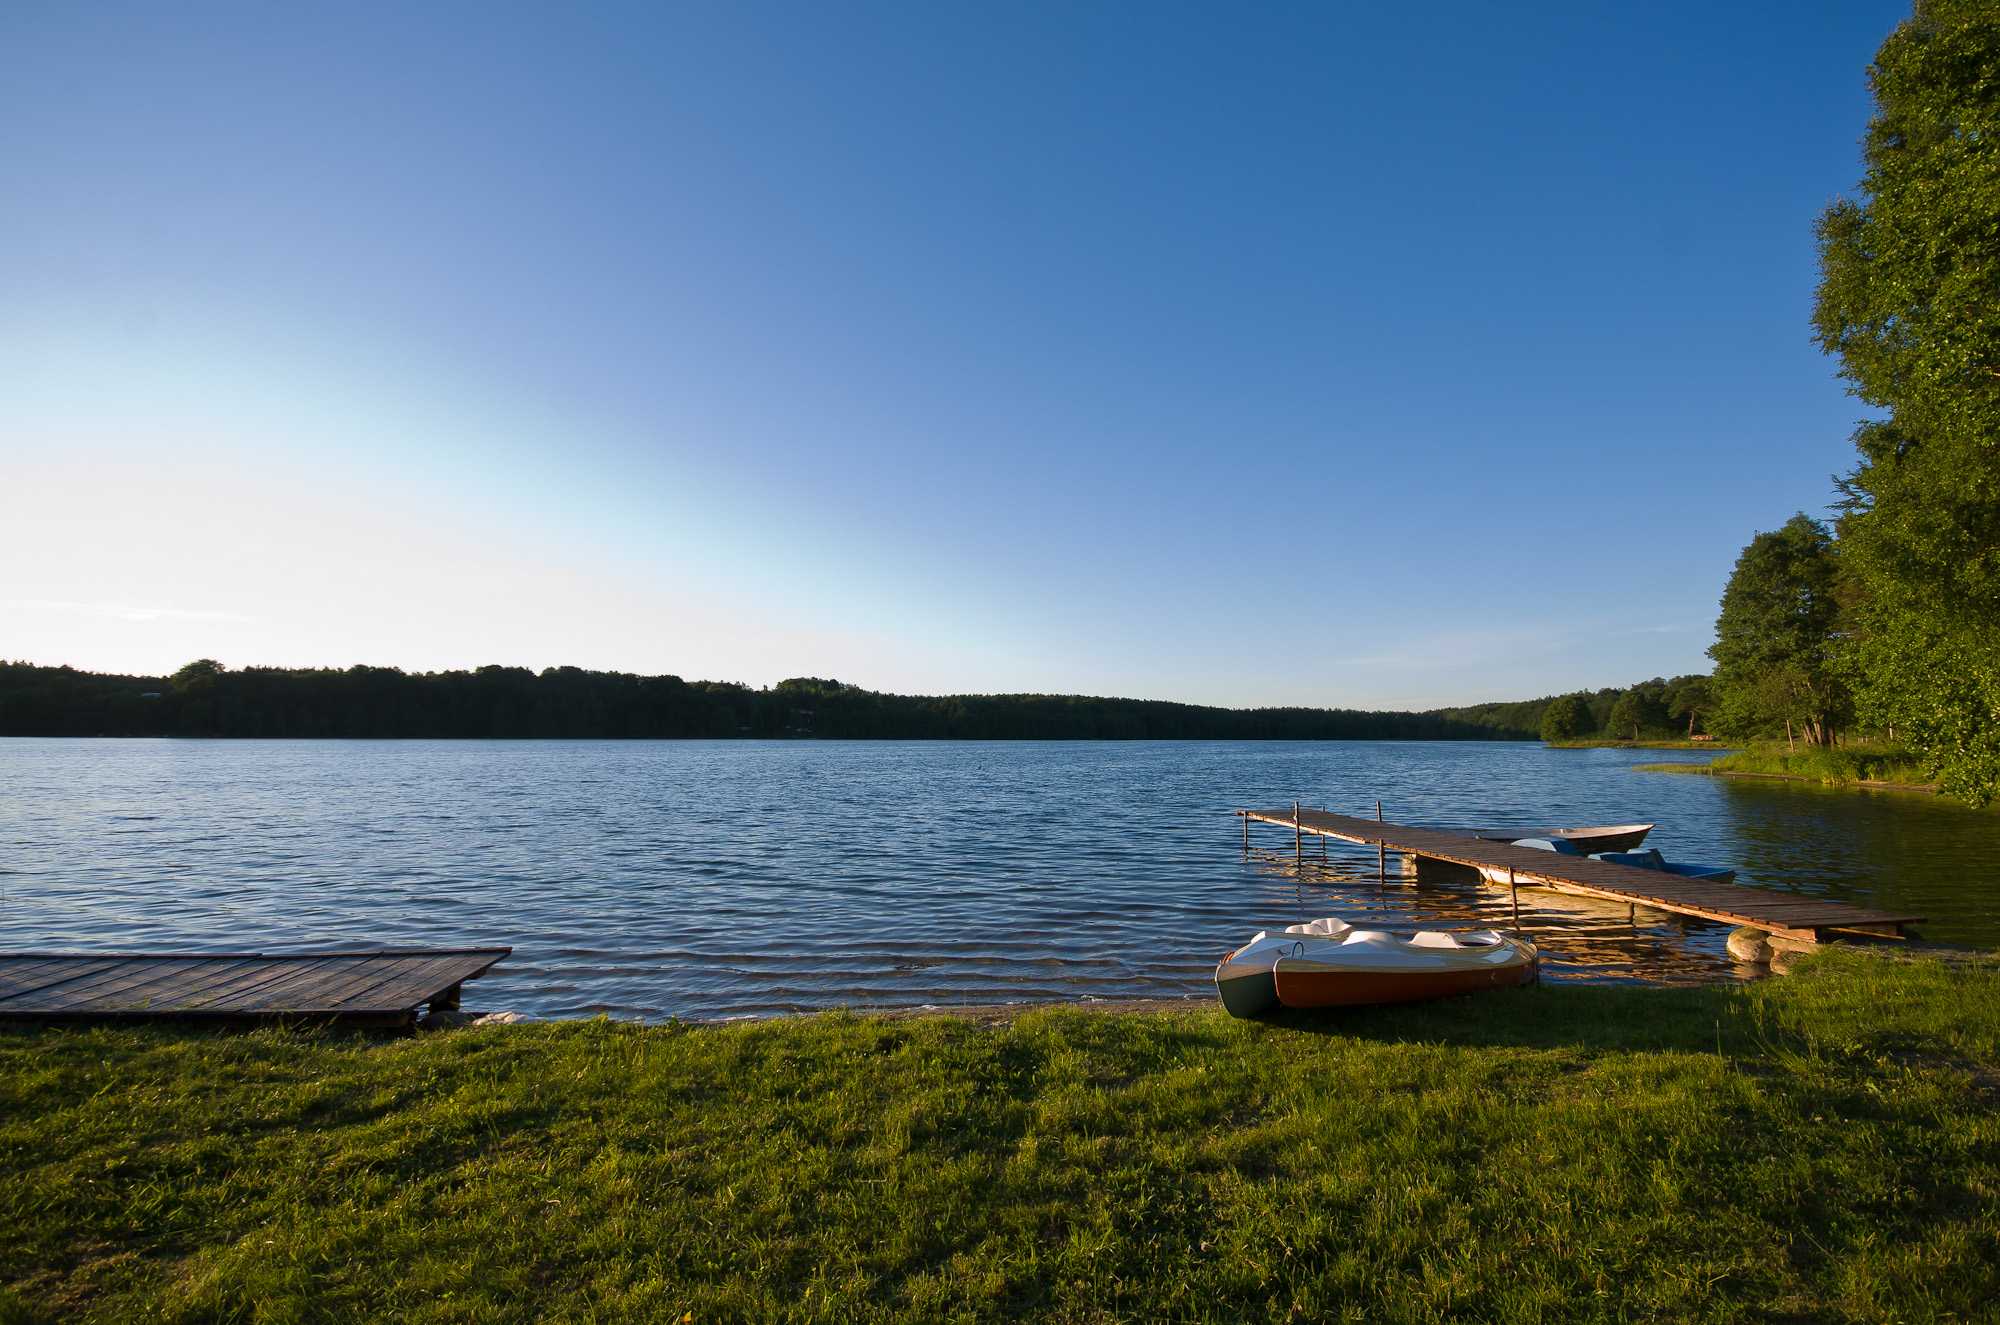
[2,1,1905,707]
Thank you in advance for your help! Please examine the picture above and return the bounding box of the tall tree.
[1607,690,1646,742]
[1814,0,2000,801]
[1665,676,1713,738]
[1708,516,1850,746]
[1538,694,1587,742]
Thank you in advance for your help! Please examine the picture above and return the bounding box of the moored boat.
[1215,918,1537,1016]
[1214,916,1352,1017]
[1474,837,1739,887]
[1469,823,1654,853]
[1592,847,1736,884]
[1475,835,1584,885]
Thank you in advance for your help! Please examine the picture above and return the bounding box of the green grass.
[5,952,1999,1323]
[1639,742,1935,791]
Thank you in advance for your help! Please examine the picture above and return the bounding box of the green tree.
[1538,694,1586,742]
[170,658,225,691]
[1666,676,1713,738]
[1607,690,1646,742]
[1708,516,1851,747]
[1814,0,2000,800]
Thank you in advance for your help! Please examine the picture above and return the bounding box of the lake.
[2,739,1993,1019]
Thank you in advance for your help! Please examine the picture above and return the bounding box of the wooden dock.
[0,947,511,1027]
[1241,807,1921,944]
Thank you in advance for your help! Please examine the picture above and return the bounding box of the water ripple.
[0,739,1992,1018]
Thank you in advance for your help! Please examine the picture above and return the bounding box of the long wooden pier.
[1240,807,1921,944]
[0,947,511,1027]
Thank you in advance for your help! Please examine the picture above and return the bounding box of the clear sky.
[3,1,1907,708]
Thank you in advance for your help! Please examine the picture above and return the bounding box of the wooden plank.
[222,956,436,1013]
[0,958,110,999]
[197,956,399,1013]
[313,953,504,1012]
[214,952,500,1014]
[0,947,511,961]
[0,958,138,1006]
[0,957,110,989]
[171,956,358,1012]
[177,950,508,1014]
[56,958,273,1012]
[0,956,138,997]
[21,958,217,1010]
[0,949,512,1023]
[100,956,300,1008]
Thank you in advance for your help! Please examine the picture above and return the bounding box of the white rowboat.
[1215,917,1537,1017]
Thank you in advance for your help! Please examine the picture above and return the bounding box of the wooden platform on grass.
[0,947,511,1027]
[1240,807,1922,944]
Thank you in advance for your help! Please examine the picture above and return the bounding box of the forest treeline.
[1439,676,1713,744]
[0,660,1543,741]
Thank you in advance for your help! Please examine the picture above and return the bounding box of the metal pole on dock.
[1293,802,1302,864]
[1375,800,1386,883]
[1243,813,1250,855]
[1508,865,1520,927]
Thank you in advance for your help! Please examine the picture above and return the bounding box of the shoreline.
[1547,738,1730,750]
[1637,760,1941,796]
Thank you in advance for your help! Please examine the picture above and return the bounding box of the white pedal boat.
[1475,834,1589,885]
[1215,917,1537,1017]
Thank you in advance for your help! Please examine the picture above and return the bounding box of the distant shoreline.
[1638,760,1941,797]
[1548,738,1728,751]
[3,661,1540,741]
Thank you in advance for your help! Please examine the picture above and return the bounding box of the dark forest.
[0,661,1543,741]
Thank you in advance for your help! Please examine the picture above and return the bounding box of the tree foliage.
[1708,516,1851,746]
[1814,0,2000,800]
[1448,678,1704,743]
[1665,676,1713,737]
[1607,690,1646,742]
[1538,694,1587,742]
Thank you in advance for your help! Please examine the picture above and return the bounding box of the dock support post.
[1293,802,1301,864]
[1375,801,1386,884]
[1243,814,1249,854]
[1508,866,1520,928]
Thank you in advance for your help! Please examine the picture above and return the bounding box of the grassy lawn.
[4,951,1997,1323]
[1639,742,1937,793]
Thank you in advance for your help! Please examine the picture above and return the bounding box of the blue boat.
[1477,837,1738,887]
[1591,848,1736,884]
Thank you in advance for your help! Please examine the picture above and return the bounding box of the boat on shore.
[1215,918,1537,1016]
[1467,823,1654,853]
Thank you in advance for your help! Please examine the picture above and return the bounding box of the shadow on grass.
[1233,981,1777,1055]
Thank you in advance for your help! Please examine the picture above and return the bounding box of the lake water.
[2,739,1993,1019]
